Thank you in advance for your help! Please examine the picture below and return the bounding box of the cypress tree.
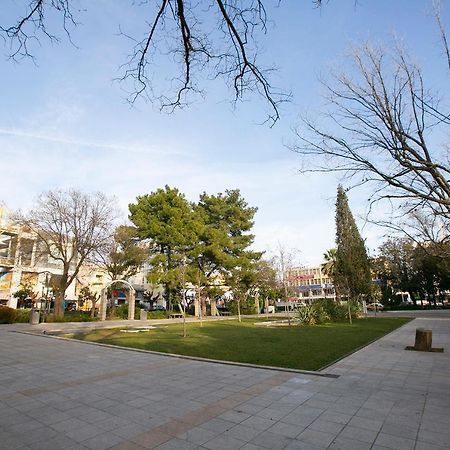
[334,186,371,313]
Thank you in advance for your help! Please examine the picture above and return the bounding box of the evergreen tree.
[129,186,199,309]
[194,189,262,288]
[129,187,261,312]
[334,186,371,306]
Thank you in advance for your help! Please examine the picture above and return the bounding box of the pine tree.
[334,186,371,315]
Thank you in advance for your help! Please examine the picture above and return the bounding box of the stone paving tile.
[374,432,417,449]
[111,422,151,439]
[296,428,336,447]
[415,441,450,450]
[240,415,277,431]
[50,417,91,433]
[255,407,291,421]
[318,410,352,425]
[27,435,84,450]
[328,436,372,450]
[249,430,293,449]
[198,418,236,434]
[2,316,450,449]
[267,421,304,439]
[65,424,105,443]
[346,415,383,431]
[178,426,219,445]
[221,424,262,442]
[202,433,247,450]
[416,428,450,447]
[129,430,172,449]
[82,432,125,450]
[380,422,418,440]
[280,412,316,428]
[284,438,324,449]
[338,424,379,444]
[217,410,251,424]
[153,437,199,450]
[308,418,345,435]
[110,442,148,450]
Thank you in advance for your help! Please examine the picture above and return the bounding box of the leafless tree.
[0,1,328,125]
[293,40,450,218]
[15,189,117,318]
[274,242,299,325]
[373,206,450,258]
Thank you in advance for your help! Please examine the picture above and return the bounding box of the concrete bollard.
[140,309,147,321]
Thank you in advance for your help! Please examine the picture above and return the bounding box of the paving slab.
[1,316,449,449]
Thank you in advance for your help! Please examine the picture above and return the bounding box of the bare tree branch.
[1,1,294,125]
[292,43,450,217]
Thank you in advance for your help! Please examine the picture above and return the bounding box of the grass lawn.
[70,317,411,371]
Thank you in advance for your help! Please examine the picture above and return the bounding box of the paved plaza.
[1,317,449,449]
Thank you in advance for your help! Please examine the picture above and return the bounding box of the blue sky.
[1,1,448,265]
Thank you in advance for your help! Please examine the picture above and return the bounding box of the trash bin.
[30,309,40,325]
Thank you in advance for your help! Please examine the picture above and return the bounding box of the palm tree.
[322,248,337,278]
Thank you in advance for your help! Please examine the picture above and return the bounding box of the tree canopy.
[374,237,450,305]
[129,186,198,306]
[129,186,261,308]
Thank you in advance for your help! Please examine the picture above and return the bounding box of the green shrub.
[320,299,348,321]
[297,304,316,325]
[14,309,32,323]
[227,297,256,315]
[146,310,168,319]
[297,299,362,325]
[107,304,141,320]
[0,307,16,324]
[347,300,363,319]
[45,311,98,323]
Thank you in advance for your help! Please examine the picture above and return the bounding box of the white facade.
[0,226,77,308]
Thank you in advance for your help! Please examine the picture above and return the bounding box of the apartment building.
[0,225,79,308]
[287,265,335,301]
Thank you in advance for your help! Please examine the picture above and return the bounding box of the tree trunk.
[237,298,241,322]
[54,291,65,318]
[347,299,353,325]
[201,296,207,317]
[414,328,432,351]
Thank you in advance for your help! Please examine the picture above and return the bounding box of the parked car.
[367,302,384,311]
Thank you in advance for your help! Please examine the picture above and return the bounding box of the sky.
[1,1,448,266]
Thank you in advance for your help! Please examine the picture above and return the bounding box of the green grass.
[70,317,410,371]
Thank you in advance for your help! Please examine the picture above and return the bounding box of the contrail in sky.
[0,127,179,156]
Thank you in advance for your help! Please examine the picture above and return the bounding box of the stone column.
[100,289,107,321]
[128,290,135,321]
[194,297,200,317]
[255,294,260,314]
[211,298,218,316]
